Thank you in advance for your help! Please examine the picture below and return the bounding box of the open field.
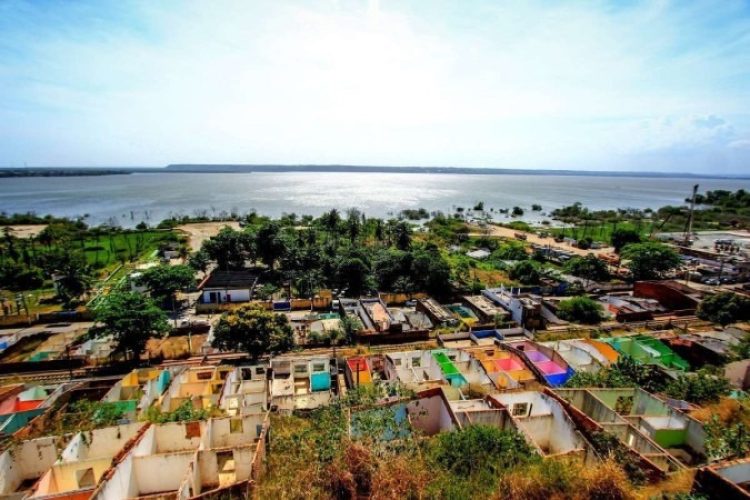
[2,224,48,239]
[177,221,241,250]
[470,223,615,257]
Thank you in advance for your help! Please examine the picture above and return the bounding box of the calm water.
[1,172,748,227]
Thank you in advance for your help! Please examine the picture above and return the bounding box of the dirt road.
[469,224,615,257]
[177,221,241,250]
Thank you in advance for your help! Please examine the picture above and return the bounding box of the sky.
[1,0,749,174]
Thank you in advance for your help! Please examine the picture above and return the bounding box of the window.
[76,468,95,489]
[485,350,494,356]
[294,364,308,374]
[512,403,529,417]
[312,363,325,372]
[230,418,243,434]
[411,357,421,367]
[196,371,212,380]
[255,367,265,375]
[394,358,402,366]
[448,355,456,361]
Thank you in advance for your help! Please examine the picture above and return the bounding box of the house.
[554,388,697,471]
[504,340,576,387]
[693,457,750,499]
[463,345,539,390]
[461,295,510,324]
[29,422,147,499]
[602,335,690,372]
[219,364,270,415]
[270,356,333,412]
[199,270,259,305]
[540,339,607,373]
[160,366,232,412]
[0,437,59,498]
[491,391,589,458]
[415,298,458,327]
[482,287,543,329]
[101,368,177,421]
[93,414,269,499]
[0,383,66,436]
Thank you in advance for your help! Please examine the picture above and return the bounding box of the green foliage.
[665,369,732,404]
[611,227,642,252]
[492,241,529,261]
[94,291,170,359]
[62,400,126,432]
[589,431,647,484]
[705,414,750,461]
[511,206,524,217]
[428,425,536,477]
[188,249,211,273]
[144,400,212,423]
[621,242,681,280]
[564,254,610,282]
[212,305,294,360]
[509,260,540,285]
[137,264,195,307]
[698,292,750,326]
[565,355,667,392]
[556,296,603,324]
[202,227,253,270]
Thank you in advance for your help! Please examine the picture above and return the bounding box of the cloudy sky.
[1,0,749,174]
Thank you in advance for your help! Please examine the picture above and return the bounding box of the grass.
[77,230,172,271]
[549,220,656,244]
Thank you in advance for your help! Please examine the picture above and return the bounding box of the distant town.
[1,187,750,498]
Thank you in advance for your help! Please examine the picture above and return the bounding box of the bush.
[509,261,540,285]
[428,425,535,477]
[665,369,732,404]
[697,292,750,326]
[556,296,603,324]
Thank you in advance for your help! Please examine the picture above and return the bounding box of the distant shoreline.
[1,164,748,179]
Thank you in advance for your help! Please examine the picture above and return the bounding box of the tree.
[202,228,252,270]
[336,256,371,297]
[565,254,610,282]
[212,305,294,360]
[621,242,681,280]
[188,249,211,273]
[665,369,731,404]
[255,221,286,269]
[138,264,195,309]
[492,241,528,261]
[394,221,412,250]
[698,292,750,326]
[611,228,641,253]
[556,296,603,324]
[509,261,540,285]
[94,291,169,360]
[55,252,93,308]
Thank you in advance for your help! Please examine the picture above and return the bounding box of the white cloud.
[0,0,749,172]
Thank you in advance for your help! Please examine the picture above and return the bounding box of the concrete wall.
[61,422,144,462]
[133,422,205,456]
[132,452,195,496]
[35,457,112,496]
[0,437,57,495]
[406,394,455,435]
[205,415,265,449]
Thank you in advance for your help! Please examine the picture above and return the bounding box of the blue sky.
[1,0,749,174]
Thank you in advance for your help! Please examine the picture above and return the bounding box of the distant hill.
[165,164,736,178]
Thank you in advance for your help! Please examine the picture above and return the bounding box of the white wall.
[133,452,195,496]
[0,438,57,494]
[61,423,145,462]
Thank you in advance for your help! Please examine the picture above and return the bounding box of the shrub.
[556,296,603,324]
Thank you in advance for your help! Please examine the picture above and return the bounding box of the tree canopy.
[556,296,603,324]
[621,242,681,280]
[94,291,170,359]
[212,305,294,360]
[610,228,642,253]
[564,254,610,283]
[137,264,195,308]
[698,292,750,326]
